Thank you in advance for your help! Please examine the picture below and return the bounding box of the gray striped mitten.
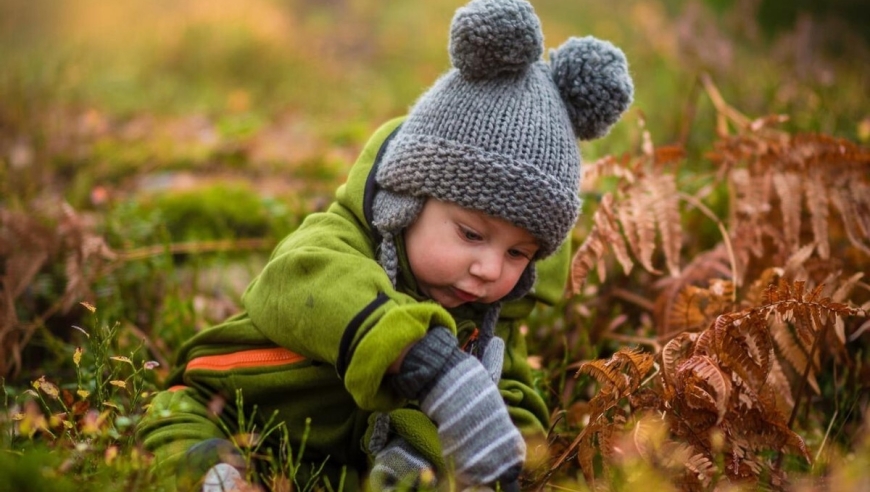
[370,436,436,491]
[391,327,525,487]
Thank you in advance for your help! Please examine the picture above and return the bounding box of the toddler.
[137,0,633,490]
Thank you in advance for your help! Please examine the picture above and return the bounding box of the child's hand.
[370,436,437,491]
[391,327,524,487]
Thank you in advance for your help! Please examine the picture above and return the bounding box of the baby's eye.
[508,249,532,260]
[459,226,482,241]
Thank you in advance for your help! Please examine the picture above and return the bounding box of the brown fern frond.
[661,332,697,386]
[667,280,734,334]
[684,451,716,488]
[577,358,630,398]
[676,355,732,425]
[830,182,870,256]
[570,193,634,292]
[652,144,686,169]
[729,167,771,259]
[581,154,637,188]
[693,324,717,357]
[741,400,810,462]
[772,171,802,254]
[619,183,660,274]
[575,420,602,485]
[596,418,621,473]
[766,356,796,418]
[804,167,830,259]
[648,174,682,277]
[714,312,773,391]
[769,319,820,395]
[668,285,710,333]
[654,246,733,340]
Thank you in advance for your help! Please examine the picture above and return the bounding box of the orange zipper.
[186,347,306,372]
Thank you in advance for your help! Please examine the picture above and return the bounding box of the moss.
[145,183,271,241]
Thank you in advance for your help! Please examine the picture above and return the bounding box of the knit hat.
[372,0,633,346]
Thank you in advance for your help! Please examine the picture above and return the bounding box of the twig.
[699,72,751,133]
[600,332,660,352]
[535,423,590,492]
[813,410,838,468]
[118,237,276,262]
[123,322,170,372]
[611,287,656,312]
[678,191,739,300]
[774,317,826,474]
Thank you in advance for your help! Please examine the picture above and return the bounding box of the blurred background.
[0,0,868,377]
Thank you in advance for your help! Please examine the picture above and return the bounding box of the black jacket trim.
[336,292,390,380]
[362,123,402,246]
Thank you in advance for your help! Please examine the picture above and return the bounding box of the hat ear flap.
[372,189,425,235]
[372,190,425,287]
[550,36,634,140]
[502,263,537,302]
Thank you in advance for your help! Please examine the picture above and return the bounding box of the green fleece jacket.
[137,118,568,490]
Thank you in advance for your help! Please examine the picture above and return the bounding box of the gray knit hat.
[372,0,633,339]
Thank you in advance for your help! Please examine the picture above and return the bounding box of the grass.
[1,0,868,490]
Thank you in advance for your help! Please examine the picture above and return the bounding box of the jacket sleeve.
[137,387,229,478]
[241,204,455,412]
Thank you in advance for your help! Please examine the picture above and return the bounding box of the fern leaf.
[668,285,709,332]
[612,348,655,391]
[832,272,864,303]
[649,174,682,277]
[576,423,600,485]
[581,154,637,187]
[619,183,660,274]
[668,282,734,334]
[570,193,634,292]
[770,319,820,395]
[772,171,802,253]
[677,355,732,424]
[729,168,770,258]
[848,178,870,239]
[578,358,630,396]
[766,356,795,417]
[693,325,717,357]
[830,184,870,255]
[662,332,697,386]
[803,168,830,259]
[717,312,773,391]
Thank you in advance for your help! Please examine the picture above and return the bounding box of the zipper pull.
[461,327,480,357]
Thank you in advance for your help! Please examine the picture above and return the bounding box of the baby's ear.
[549,36,634,140]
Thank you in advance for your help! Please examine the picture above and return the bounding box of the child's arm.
[241,206,456,411]
[137,387,232,488]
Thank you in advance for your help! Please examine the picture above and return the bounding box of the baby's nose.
[470,250,503,281]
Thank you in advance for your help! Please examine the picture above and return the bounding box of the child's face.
[403,199,539,308]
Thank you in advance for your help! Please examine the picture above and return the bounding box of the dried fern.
[0,202,116,376]
[552,78,870,491]
[555,278,864,490]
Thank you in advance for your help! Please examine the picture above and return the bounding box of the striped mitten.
[391,327,524,487]
[369,436,436,491]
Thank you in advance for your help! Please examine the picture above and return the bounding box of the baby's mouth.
[451,287,480,303]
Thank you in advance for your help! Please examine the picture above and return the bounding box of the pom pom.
[449,0,543,79]
[550,36,634,140]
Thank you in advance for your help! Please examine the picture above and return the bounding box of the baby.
[137,0,633,490]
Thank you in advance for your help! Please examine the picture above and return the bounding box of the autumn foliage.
[530,80,870,490]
